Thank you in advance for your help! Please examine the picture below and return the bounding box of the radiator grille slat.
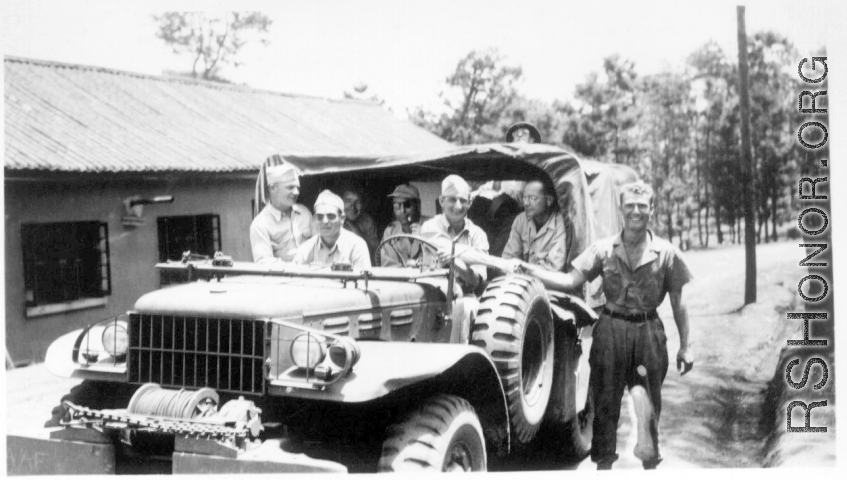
[129,314,265,395]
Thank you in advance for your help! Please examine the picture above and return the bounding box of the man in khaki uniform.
[421,175,489,292]
[519,181,693,470]
[340,185,380,262]
[502,179,567,272]
[380,184,425,267]
[250,163,313,263]
[294,190,371,270]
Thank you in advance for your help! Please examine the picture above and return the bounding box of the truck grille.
[128,314,266,395]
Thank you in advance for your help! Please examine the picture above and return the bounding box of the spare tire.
[471,274,554,444]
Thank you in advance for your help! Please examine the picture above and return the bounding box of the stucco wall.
[4,174,257,363]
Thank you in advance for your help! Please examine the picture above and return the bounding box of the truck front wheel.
[471,275,554,444]
[378,394,486,472]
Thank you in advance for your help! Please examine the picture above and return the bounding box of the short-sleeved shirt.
[571,230,693,312]
[344,213,380,260]
[293,228,371,270]
[502,212,567,272]
[250,204,313,263]
[420,215,490,281]
[380,220,424,267]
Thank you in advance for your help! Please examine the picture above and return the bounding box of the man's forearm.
[670,291,690,349]
[523,264,582,291]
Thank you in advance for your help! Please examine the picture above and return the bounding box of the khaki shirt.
[571,230,693,312]
[420,215,490,281]
[250,204,313,263]
[344,213,380,259]
[502,212,567,272]
[380,220,423,267]
[293,229,371,270]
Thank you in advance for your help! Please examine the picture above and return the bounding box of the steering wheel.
[376,234,442,268]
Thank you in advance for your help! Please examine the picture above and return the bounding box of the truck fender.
[45,329,85,378]
[272,341,511,456]
[548,291,598,328]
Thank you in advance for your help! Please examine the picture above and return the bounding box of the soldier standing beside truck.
[518,181,694,470]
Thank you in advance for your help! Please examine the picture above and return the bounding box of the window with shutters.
[21,221,111,317]
[157,214,221,284]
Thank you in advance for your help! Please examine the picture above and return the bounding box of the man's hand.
[435,247,452,265]
[516,261,539,274]
[676,348,694,375]
[503,258,524,274]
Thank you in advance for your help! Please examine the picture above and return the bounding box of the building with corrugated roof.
[4,56,452,364]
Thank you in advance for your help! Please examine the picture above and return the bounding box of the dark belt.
[602,306,658,323]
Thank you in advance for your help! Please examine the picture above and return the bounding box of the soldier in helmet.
[505,121,542,144]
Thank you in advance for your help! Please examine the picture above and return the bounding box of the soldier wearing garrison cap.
[294,190,371,270]
[250,161,313,263]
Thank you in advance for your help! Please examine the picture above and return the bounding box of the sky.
[3,0,840,118]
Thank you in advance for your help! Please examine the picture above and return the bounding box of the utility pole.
[737,6,757,304]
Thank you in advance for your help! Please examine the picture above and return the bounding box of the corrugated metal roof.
[4,56,453,173]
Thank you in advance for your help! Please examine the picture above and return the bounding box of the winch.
[58,383,264,451]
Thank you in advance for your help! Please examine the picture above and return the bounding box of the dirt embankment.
[758,290,836,466]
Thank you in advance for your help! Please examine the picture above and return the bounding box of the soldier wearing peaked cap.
[250,161,313,263]
[380,184,427,267]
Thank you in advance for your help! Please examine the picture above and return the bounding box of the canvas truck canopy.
[253,143,634,306]
[257,143,630,264]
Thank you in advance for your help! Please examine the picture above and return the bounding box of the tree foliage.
[154,12,272,82]
[411,49,522,144]
[415,36,814,249]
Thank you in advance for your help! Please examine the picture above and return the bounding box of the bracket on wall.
[122,195,174,228]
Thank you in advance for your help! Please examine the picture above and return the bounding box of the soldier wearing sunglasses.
[380,184,426,267]
[293,190,371,270]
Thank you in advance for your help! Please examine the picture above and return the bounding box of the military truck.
[22,143,630,473]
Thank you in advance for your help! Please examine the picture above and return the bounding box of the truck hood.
[133,276,445,319]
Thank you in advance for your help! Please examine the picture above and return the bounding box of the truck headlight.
[290,333,326,370]
[102,321,128,357]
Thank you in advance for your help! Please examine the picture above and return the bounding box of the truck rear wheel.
[471,275,554,444]
[378,394,486,472]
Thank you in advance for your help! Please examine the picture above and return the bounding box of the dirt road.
[4,240,799,470]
